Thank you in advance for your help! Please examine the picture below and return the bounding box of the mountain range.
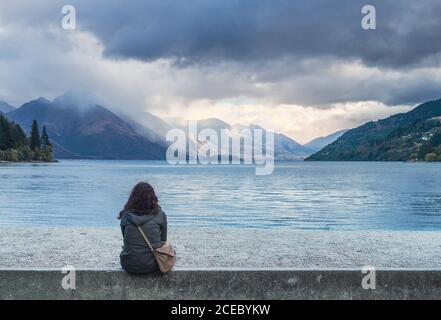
[2,91,345,160]
[306,99,441,161]
[5,92,166,160]
[303,129,348,152]
[175,118,336,160]
[0,101,15,114]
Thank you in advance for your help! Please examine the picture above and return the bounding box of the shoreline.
[0,160,58,163]
[2,227,440,269]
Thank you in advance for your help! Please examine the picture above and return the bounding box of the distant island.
[306,99,441,162]
[0,115,54,162]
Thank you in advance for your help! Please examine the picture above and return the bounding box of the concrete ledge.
[1,269,441,300]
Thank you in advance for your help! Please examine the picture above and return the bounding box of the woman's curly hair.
[118,182,159,218]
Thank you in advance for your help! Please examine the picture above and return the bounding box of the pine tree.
[0,117,53,162]
[40,125,53,161]
[0,115,14,150]
[29,120,41,151]
[11,123,27,148]
[41,125,52,148]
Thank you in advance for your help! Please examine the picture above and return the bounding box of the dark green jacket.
[119,208,167,274]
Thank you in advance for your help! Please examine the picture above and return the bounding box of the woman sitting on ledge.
[118,182,167,274]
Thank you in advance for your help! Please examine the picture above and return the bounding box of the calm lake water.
[0,160,440,230]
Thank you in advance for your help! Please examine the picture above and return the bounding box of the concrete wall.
[1,269,441,300]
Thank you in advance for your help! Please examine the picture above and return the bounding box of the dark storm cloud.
[66,0,441,69]
[0,0,440,109]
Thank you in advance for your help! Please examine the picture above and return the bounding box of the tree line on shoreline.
[0,115,53,162]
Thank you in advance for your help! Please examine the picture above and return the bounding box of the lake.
[0,160,440,230]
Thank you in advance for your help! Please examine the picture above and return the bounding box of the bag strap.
[137,226,154,252]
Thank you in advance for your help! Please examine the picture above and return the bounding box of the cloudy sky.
[0,0,440,143]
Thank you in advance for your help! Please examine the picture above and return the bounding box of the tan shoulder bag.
[137,226,176,273]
